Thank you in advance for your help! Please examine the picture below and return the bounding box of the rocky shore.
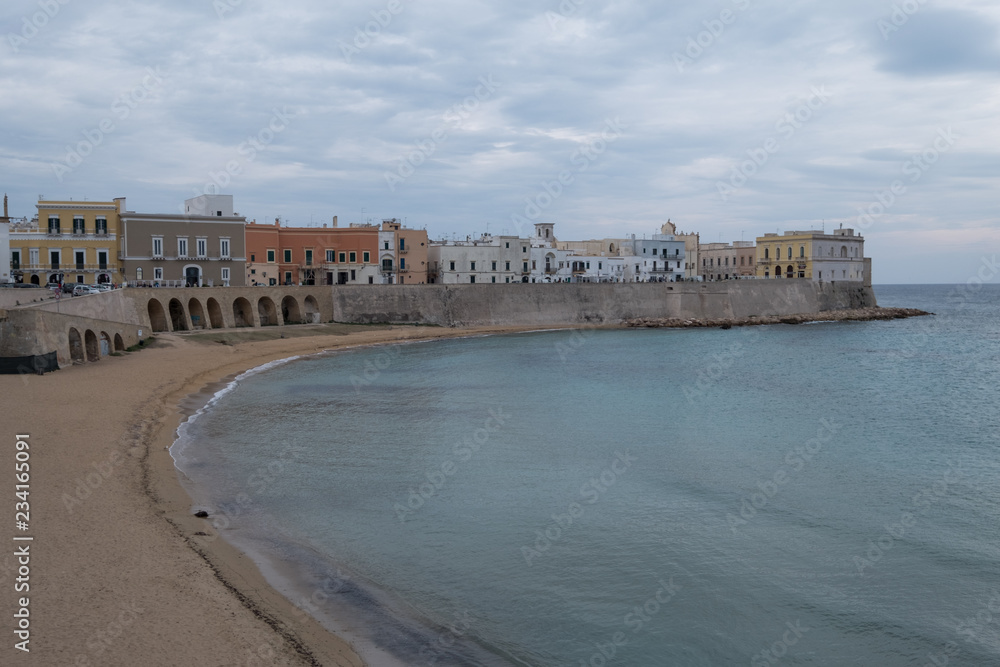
[626,306,931,329]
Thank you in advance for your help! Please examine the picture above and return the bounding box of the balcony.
[399,247,408,254]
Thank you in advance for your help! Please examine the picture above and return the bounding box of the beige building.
[699,241,756,280]
[120,195,247,287]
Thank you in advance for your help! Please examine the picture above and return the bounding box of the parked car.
[95,284,113,292]
[72,284,100,296]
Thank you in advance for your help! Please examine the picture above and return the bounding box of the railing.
[18,264,117,273]
[399,247,408,253]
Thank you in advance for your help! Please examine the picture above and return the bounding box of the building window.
[221,267,230,282]
[788,246,792,259]
[96,218,107,235]
[384,241,390,250]
[522,246,527,253]
[73,217,85,234]
[284,249,292,263]
[178,238,188,258]
[220,239,230,258]
[284,271,292,285]
[492,261,497,271]
[351,269,356,280]
[505,242,510,249]
[400,258,406,270]
[449,261,456,271]
[339,252,346,263]
[326,250,335,262]
[152,237,163,258]
[523,261,528,272]
[305,249,313,266]
[764,248,769,259]
[349,251,357,263]
[505,261,510,271]
[399,238,405,250]
[153,267,163,280]
[470,261,476,271]
[470,275,475,283]
[136,268,142,280]
[197,238,207,258]
[48,216,60,234]
[382,258,393,271]
[11,250,19,269]
[363,251,370,263]
[799,246,805,258]
[267,249,275,263]
[532,260,536,270]
[98,251,108,270]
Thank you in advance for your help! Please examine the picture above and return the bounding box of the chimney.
[332,215,338,227]
[3,193,7,218]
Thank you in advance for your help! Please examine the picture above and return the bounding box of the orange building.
[245,217,380,285]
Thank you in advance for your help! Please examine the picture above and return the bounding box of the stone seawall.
[331,280,877,326]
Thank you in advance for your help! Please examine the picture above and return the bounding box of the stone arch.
[840,245,848,258]
[281,296,302,324]
[99,331,111,357]
[188,298,207,330]
[233,297,253,327]
[303,295,320,323]
[30,275,40,285]
[168,298,188,331]
[206,298,225,329]
[68,328,84,363]
[257,297,278,326]
[786,265,794,278]
[85,330,99,362]
[114,333,125,351]
[148,299,169,332]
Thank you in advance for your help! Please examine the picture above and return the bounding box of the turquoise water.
[173,284,1000,666]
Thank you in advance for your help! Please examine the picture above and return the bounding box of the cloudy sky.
[2,0,998,283]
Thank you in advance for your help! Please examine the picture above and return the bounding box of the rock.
[194,510,209,518]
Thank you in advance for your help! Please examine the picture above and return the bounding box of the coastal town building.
[755,228,866,282]
[699,241,756,280]
[120,195,247,287]
[0,195,12,283]
[244,217,427,286]
[9,197,124,286]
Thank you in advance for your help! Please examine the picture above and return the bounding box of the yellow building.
[10,198,124,286]
[755,228,866,282]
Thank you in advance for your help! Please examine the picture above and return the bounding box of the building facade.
[9,197,124,286]
[755,228,866,281]
[699,241,756,280]
[120,195,247,287]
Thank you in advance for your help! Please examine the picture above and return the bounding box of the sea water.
[172,284,1000,666]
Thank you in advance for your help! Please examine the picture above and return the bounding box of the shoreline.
[4,322,558,666]
[153,324,562,666]
[625,305,931,328]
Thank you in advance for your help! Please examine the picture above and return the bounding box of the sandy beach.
[1,323,549,666]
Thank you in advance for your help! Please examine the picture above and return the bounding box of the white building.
[429,234,526,284]
[0,219,10,284]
